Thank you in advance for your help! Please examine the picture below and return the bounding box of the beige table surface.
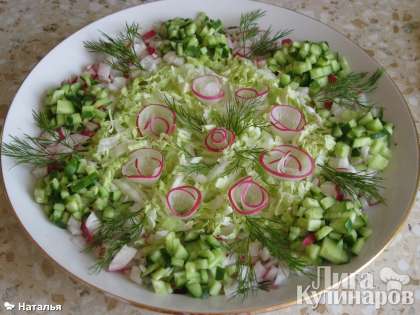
[0,0,419,314]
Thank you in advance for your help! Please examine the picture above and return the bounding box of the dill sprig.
[84,23,142,74]
[314,69,384,108]
[214,92,268,136]
[239,10,265,43]
[239,10,292,57]
[1,132,73,166]
[90,210,145,272]
[229,239,271,299]
[178,162,214,177]
[245,217,309,272]
[163,95,206,132]
[222,146,264,176]
[320,164,384,202]
[249,28,292,57]
[32,110,52,131]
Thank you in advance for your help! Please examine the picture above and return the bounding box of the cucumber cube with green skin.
[359,226,373,238]
[289,226,301,241]
[352,238,366,255]
[315,226,333,240]
[358,112,374,125]
[209,281,222,296]
[174,271,187,287]
[57,99,75,114]
[305,207,324,219]
[366,118,383,132]
[305,244,321,261]
[320,197,336,209]
[353,137,372,148]
[368,154,389,170]
[152,280,173,294]
[303,197,320,208]
[330,218,353,234]
[187,282,203,298]
[307,219,323,231]
[320,237,349,264]
[335,142,351,157]
[344,229,358,244]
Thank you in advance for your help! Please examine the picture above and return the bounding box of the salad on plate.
[2,10,393,298]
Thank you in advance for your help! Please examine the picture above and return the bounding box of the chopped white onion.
[108,245,137,271]
[85,212,101,234]
[67,217,82,236]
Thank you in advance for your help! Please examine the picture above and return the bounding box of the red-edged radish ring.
[136,104,176,137]
[122,148,164,185]
[228,176,269,215]
[269,105,306,141]
[235,87,269,103]
[259,145,315,181]
[166,185,202,219]
[191,75,225,104]
[204,127,236,153]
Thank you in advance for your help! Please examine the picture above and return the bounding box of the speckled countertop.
[0,0,419,314]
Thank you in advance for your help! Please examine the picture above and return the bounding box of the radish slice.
[108,245,137,272]
[235,87,269,102]
[320,181,343,200]
[254,261,266,283]
[136,104,176,138]
[122,148,164,185]
[269,105,306,141]
[259,145,315,181]
[204,127,235,152]
[81,212,101,242]
[191,75,225,104]
[254,57,266,68]
[142,29,157,41]
[97,63,112,82]
[264,266,278,282]
[235,88,258,101]
[166,185,202,219]
[302,233,316,246]
[228,176,269,215]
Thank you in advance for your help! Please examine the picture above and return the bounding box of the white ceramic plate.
[2,0,419,313]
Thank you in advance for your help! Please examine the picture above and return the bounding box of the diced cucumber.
[335,142,350,157]
[319,237,349,264]
[305,244,321,261]
[344,229,358,244]
[359,226,373,238]
[358,112,374,125]
[187,282,203,298]
[174,271,187,287]
[315,226,333,240]
[351,238,366,255]
[302,197,320,209]
[330,217,353,234]
[367,154,389,171]
[152,267,173,280]
[152,280,173,294]
[366,118,383,132]
[320,197,336,209]
[57,99,75,114]
[353,137,372,148]
[209,280,222,296]
[305,207,324,219]
[289,226,301,241]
